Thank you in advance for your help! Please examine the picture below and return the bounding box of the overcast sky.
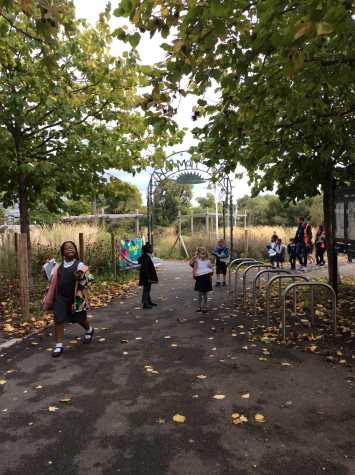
[74,0,251,204]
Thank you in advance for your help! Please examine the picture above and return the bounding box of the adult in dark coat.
[138,243,158,309]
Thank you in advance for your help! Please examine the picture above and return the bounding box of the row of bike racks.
[228,258,337,342]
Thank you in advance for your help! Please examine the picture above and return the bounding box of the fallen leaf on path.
[0,380,7,385]
[213,394,226,400]
[171,343,178,348]
[232,413,248,425]
[35,385,43,390]
[98,338,106,342]
[5,369,16,374]
[173,414,186,423]
[241,393,250,399]
[164,336,171,339]
[281,362,292,367]
[48,406,59,412]
[196,375,207,380]
[254,413,266,423]
[59,398,72,404]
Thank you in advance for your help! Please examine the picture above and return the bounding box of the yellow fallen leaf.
[241,393,250,399]
[98,338,106,342]
[196,374,207,380]
[281,362,292,367]
[0,379,7,385]
[6,369,16,374]
[254,413,265,423]
[35,385,43,390]
[213,394,226,400]
[48,406,59,412]
[173,414,186,423]
[232,413,248,425]
[171,343,178,347]
[59,398,72,404]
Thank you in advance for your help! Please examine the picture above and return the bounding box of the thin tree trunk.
[323,179,338,293]
[18,173,32,280]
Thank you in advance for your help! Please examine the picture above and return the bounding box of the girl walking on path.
[315,225,326,266]
[212,238,230,286]
[137,243,158,309]
[43,241,94,358]
[190,247,213,314]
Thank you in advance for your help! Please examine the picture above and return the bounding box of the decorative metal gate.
[147,154,234,254]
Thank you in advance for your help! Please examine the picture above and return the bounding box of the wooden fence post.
[191,210,194,236]
[18,233,30,321]
[111,233,117,280]
[79,233,84,261]
[206,210,209,236]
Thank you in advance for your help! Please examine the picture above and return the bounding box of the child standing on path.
[275,238,286,268]
[190,247,213,314]
[212,238,230,286]
[43,241,94,358]
[138,243,158,309]
[287,238,297,270]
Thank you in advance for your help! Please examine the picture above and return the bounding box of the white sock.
[55,343,63,348]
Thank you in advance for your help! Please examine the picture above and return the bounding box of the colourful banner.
[118,238,143,271]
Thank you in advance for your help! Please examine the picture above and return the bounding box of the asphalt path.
[0,261,354,475]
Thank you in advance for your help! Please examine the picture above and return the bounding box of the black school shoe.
[149,302,158,306]
[143,305,153,309]
[52,346,64,358]
[215,282,221,287]
[82,328,95,344]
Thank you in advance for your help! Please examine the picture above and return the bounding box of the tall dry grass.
[153,225,297,259]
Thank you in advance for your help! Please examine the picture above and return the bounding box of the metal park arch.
[147,155,234,255]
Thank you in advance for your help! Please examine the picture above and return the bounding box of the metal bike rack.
[242,264,272,306]
[281,282,336,342]
[252,269,291,316]
[234,260,264,297]
[228,258,256,290]
[266,274,310,326]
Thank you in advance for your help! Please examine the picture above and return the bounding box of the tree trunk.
[18,174,32,279]
[323,179,338,293]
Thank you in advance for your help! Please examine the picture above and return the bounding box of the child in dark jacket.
[287,238,297,270]
[137,243,158,309]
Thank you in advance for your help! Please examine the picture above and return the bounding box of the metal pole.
[310,286,315,328]
[222,201,226,241]
[215,184,219,238]
[135,209,139,236]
